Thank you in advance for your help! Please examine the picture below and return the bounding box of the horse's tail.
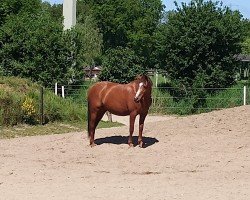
[87,101,90,138]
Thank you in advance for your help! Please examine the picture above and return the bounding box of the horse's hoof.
[128,143,134,147]
[138,141,143,148]
[90,142,97,147]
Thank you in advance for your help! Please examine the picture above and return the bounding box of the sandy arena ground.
[0,106,249,200]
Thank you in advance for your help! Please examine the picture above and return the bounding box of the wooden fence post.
[40,86,44,125]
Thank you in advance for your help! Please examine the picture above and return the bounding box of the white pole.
[243,86,246,106]
[55,82,58,95]
[62,86,65,98]
[63,0,76,30]
[156,70,158,88]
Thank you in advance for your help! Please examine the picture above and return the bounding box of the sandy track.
[0,106,249,200]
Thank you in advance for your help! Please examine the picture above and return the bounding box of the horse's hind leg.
[89,108,106,147]
[94,108,106,129]
[89,111,97,147]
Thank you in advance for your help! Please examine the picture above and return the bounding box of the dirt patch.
[0,106,249,200]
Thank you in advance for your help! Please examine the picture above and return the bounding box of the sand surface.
[0,106,249,200]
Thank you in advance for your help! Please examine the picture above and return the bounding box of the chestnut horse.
[87,75,152,147]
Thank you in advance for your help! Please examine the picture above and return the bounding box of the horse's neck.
[145,89,152,98]
[129,81,139,90]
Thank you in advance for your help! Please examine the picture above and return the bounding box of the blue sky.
[43,0,250,19]
[163,0,250,19]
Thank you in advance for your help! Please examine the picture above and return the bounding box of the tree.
[0,0,41,26]
[0,0,72,86]
[155,0,245,90]
[98,47,145,83]
[0,0,102,86]
[242,19,250,54]
[65,15,103,83]
[74,15,103,66]
[42,2,63,23]
[0,10,72,86]
[242,38,250,54]
[78,0,164,68]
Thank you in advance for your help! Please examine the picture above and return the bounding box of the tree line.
[0,0,249,90]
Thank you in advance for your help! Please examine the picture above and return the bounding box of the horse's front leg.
[128,112,137,147]
[138,113,147,148]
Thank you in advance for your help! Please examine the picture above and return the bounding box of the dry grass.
[0,121,122,139]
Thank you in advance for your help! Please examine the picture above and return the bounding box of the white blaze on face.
[135,82,144,99]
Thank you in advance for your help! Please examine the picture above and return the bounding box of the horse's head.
[134,75,152,103]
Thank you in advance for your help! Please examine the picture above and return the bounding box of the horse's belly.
[105,103,130,116]
[110,110,130,116]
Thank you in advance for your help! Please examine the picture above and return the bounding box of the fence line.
[152,86,244,90]
[51,83,249,112]
[1,84,248,126]
[52,84,247,92]
[151,96,242,100]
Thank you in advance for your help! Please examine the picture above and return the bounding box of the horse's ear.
[135,75,141,80]
[143,75,148,87]
[144,75,152,87]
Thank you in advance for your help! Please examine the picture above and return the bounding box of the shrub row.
[0,76,87,126]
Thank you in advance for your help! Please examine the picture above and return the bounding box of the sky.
[43,0,250,19]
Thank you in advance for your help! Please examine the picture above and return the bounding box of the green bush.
[0,90,23,126]
[0,76,87,127]
[44,91,87,123]
[150,81,248,115]
[155,0,245,95]
[99,47,145,83]
[206,82,248,109]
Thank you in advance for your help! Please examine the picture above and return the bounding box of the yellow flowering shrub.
[21,97,38,124]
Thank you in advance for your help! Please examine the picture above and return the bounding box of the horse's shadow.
[95,135,159,148]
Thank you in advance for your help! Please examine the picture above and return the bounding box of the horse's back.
[87,81,117,105]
